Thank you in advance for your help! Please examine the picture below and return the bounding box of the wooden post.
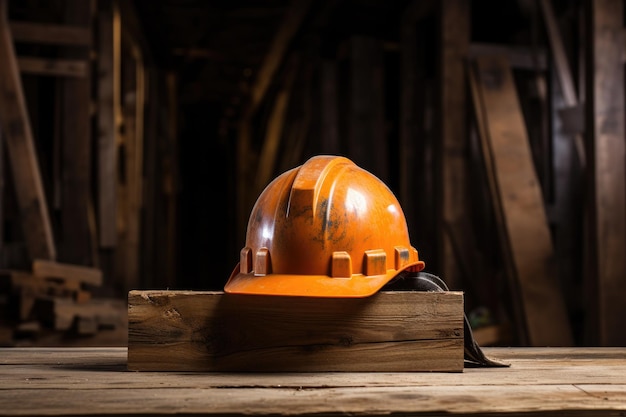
[584,0,626,346]
[97,0,117,248]
[438,0,470,290]
[0,0,56,261]
[60,0,94,266]
[469,55,573,346]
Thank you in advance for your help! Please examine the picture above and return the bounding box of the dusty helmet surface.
[224,155,425,297]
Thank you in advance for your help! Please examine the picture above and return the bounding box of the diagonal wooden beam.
[248,0,312,116]
[469,55,573,346]
[0,0,56,261]
[539,0,586,167]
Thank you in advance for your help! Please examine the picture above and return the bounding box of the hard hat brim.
[224,262,423,298]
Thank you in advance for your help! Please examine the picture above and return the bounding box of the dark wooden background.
[0,0,625,347]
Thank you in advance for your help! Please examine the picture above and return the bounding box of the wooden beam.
[469,43,547,70]
[97,0,117,248]
[32,259,103,287]
[584,0,626,346]
[59,0,94,266]
[469,55,573,346]
[128,290,464,372]
[17,57,87,78]
[438,0,470,291]
[9,21,91,46]
[539,0,585,167]
[248,0,312,115]
[399,2,419,232]
[0,0,56,261]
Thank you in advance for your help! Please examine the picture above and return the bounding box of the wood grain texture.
[128,290,464,372]
[470,55,573,346]
[0,0,56,261]
[0,347,625,416]
[585,0,626,347]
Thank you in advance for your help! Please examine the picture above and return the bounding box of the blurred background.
[1,0,625,348]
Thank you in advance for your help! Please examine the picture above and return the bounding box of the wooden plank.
[0,125,3,262]
[470,55,573,346]
[438,0,470,292]
[16,57,87,78]
[0,0,56,261]
[539,0,585,167]
[585,0,626,346]
[60,0,94,266]
[9,21,91,46]
[1,347,626,416]
[248,0,313,114]
[469,59,526,345]
[399,2,419,235]
[35,296,124,331]
[128,290,464,372]
[32,259,102,287]
[469,43,548,70]
[96,0,116,248]
[2,347,625,385]
[164,71,178,289]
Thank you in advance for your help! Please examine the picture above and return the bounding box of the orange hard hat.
[224,155,425,297]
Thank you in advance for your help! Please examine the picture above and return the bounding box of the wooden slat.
[59,0,94,266]
[438,0,470,291]
[9,21,90,46]
[585,0,626,346]
[128,290,464,372]
[248,0,313,114]
[469,55,573,346]
[539,0,585,167]
[17,57,87,77]
[399,2,419,234]
[1,347,626,416]
[32,259,102,287]
[469,43,547,70]
[0,0,56,261]
[96,0,117,248]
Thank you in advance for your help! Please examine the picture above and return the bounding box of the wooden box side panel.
[127,290,464,372]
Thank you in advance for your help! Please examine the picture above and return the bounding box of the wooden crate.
[127,290,464,372]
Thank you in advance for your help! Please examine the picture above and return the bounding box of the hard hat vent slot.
[240,247,253,274]
[394,246,410,270]
[331,251,352,278]
[364,249,387,276]
[254,247,272,276]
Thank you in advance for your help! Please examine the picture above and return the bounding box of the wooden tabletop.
[0,347,625,416]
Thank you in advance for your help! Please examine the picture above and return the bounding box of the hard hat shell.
[224,155,425,297]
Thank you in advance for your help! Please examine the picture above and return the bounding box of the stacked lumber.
[0,259,125,346]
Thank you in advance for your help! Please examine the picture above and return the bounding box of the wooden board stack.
[0,259,124,345]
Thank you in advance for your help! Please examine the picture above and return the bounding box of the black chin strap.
[384,271,509,368]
